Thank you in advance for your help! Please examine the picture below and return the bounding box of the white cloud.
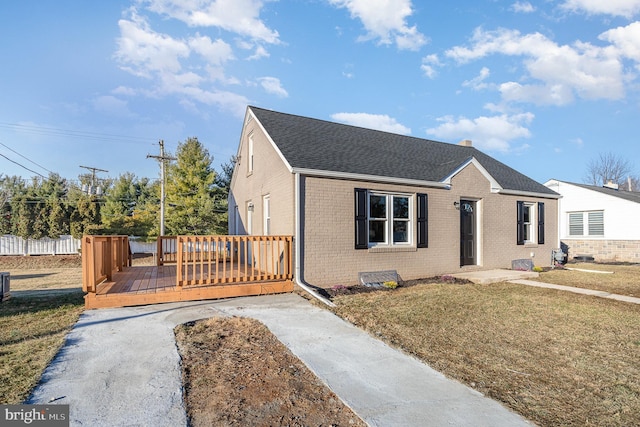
[188,34,234,65]
[112,86,137,96]
[331,112,411,134]
[445,27,626,105]
[328,0,427,50]
[560,0,640,18]
[258,77,288,97]
[600,21,640,65]
[426,113,534,152]
[113,7,257,117]
[462,67,491,90]
[141,0,280,44]
[92,95,134,117]
[510,1,535,13]
[247,45,270,60]
[115,11,190,77]
[421,54,441,78]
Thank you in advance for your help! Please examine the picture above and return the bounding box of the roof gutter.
[294,172,336,307]
[497,188,561,199]
[292,167,450,189]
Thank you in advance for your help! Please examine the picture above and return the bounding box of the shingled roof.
[558,180,640,204]
[250,106,558,196]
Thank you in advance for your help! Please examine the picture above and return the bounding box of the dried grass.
[0,292,85,404]
[333,281,640,427]
[538,263,640,297]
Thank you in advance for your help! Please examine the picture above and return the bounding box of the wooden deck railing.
[82,235,131,293]
[157,235,178,265]
[176,235,293,287]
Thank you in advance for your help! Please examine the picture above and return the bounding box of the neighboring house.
[544,179,640,263]
[229,106,560,288]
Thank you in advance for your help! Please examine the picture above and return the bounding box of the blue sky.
[1,0,639,186]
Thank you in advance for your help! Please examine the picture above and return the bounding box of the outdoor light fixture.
[247,202,254,212]
[453,201,460,210]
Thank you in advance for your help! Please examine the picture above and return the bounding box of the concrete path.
[452,268,640,305]
[509,279,640,304]
[28,294,532,427]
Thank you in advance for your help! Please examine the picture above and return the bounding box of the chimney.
[603,180,619,190]
[458,139,473,147]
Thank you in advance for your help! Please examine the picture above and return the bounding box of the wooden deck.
[84,263,294,309]
[82,235,294,309]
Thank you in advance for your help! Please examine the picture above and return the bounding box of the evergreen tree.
[0,175,24,235]
[42,173,70,237]
[165,137,221,235]
[101,173,159,238]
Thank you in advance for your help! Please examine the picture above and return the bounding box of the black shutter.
[355,188,368,249]
[516,201,525,245]
[537,202,545,245]
[417,193,428,248]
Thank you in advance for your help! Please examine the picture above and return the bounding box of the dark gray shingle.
[563,181,640,203]
[250,106,557,195]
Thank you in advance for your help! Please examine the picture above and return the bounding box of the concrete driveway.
[28,294,532,426]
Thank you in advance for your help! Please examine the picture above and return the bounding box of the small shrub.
[533,266,543,272]
[440,275,456,283]
[331,284,347,292]
[382,281,398,289]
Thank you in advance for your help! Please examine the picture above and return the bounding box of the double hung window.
[517,201,545,245]
[368,193,410,245]
[355,189,428,249]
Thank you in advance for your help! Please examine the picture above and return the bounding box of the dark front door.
[460,200,476,266]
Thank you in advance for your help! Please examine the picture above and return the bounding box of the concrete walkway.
[27,294,532,427]
[452,268,640,305]
[509,279,640,304]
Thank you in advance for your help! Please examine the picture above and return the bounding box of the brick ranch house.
[228,106,560,288]
[544,179,640,263]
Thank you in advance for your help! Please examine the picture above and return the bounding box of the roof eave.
[291,168,450,189]
[497,188,561,199]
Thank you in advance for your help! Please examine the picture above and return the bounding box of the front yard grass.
[537,262,640,297]
[332,280,640,427]
[0,292,85,404]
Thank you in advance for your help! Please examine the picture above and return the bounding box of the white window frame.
[367,192,413,247]
[246,201,253,234]
[247,133,254,175]
[522,202,536,243]
[263,194,271,235]
[568,210,604,237]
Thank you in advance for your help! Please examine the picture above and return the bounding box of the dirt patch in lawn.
[175,316,365,427]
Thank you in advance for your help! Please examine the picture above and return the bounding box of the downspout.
[294,172,336,307]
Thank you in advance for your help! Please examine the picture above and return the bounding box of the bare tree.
[584,152,633,188]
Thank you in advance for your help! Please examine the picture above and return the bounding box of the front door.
[460,200,476,266]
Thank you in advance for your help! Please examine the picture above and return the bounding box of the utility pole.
[147,140,176,236]
[79,165,108,195]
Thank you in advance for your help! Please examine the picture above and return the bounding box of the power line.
[0,122,157,144]
[0,152,47,178]
[0,141,54,175]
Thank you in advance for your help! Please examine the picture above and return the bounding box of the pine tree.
[165,137,221,235]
